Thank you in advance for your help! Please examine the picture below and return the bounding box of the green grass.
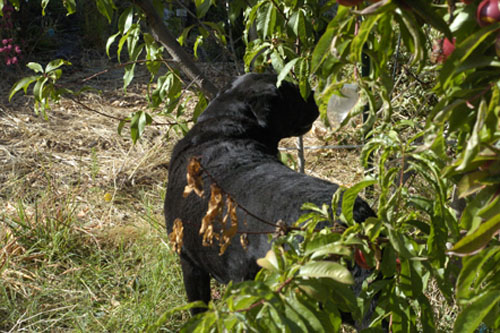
[0,192,188,332]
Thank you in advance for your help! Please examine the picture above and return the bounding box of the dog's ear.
[247,82,281,129]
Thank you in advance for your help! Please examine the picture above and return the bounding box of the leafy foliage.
[3,0,500,331]
[9,59,72,119]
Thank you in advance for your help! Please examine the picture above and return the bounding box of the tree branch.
[132,0,219,100]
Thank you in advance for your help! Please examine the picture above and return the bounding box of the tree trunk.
[133,0,219,100]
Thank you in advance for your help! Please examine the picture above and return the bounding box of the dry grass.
[0,63,187,331]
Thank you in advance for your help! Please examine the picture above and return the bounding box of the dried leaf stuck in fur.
[169,218,184,254]
[219,197,238,255]
[183,157,204,198]
[200,184,223,246]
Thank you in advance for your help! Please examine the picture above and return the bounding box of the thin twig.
[81,58,176,83]
[65,95,126,122]
[64,94,179,127]
[269,0,287,22]
[402,65,431,88]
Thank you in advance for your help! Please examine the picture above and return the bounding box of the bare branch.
[81,58,176,83]
[65,94,178,127]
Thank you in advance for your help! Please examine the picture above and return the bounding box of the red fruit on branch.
[354,248,371,270]
[477,0,500,27]
[337,0,363,6]
[432,38,456,63]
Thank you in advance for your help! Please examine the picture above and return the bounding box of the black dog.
[164,73,376,320]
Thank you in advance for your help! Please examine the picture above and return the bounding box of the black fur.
[164,73,376,318]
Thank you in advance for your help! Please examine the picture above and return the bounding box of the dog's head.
[199,73,319,140]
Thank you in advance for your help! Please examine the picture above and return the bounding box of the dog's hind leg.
[180,254,211,315]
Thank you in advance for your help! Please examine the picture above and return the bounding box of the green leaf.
[228,0,245,23]
[245,0,267,28]
[117,32,129,63]
[408,0,452,40]
[45,59,71,73]
[270,49,285,73]
[448,213,500,256]
[33,77,49,103]
[118,6,134,34]
[386,224,414,259]
[9,76,39,101]
[261,3,276,40]
[127,26,142,60]
[291,9,307,44]
[396,9,425,68]
[27,62,44,74]
[301,202,329,217]
[129,111,152,143]
[41,0,49,15]
[96,0,115,23]
[381,245,397,277]
[193,35,204,59]
[298,58,310,99]
[408,196,433,216]
[483,298,500,329]
[146,301,207,333]
[454,290,500,333]
[178,25,195,46]
[144,33,162,75]
[280,297,313,332]
[123,64,136,91]
[311,27,335,74]
[285,294,332,332]
[457,171,489,198]
[341,178,377,226]
[256,250,280,272]
[460,186,498,230]
[117,118,128,136]
[179,309,217,332]
[438,23,500,90]
[243,41,271,70]
[298,261,353,284]
[456,99,487,171]
[456,246,499,301]
[418,295,436,332]
[63,0,76,15]
[106,32,120,58]
[308,243,351,259]
[195,0,211,18]
[351,13,383,63]
[203,21,227,45]
[193,93,208,123]
[276,58,300,87]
